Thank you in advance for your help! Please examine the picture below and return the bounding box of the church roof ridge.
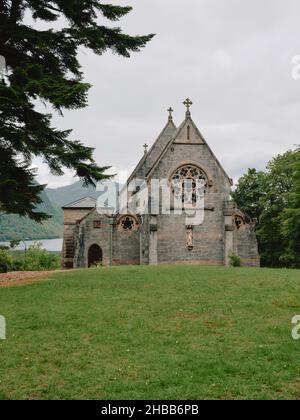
[127,117,177,185]
[62,196,97,209]
[76,203,115,224]
[146,110,198,179]
[146,103,233,185]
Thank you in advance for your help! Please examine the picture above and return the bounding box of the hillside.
[0,181,119,241]
[0,266,300,400]
[0,190,63,242]
[46,180,103,208]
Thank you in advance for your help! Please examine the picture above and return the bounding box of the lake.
[0,238,63,252]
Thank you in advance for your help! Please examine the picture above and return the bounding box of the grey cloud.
[34,0,300,187]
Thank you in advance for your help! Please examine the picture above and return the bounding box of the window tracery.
[118,215,139,232]
[171,165,208,206]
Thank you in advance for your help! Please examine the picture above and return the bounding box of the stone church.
[62,100,260,269]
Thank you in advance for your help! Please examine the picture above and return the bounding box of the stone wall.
[75,212,111,267]
[236,224,261,267]
[61,113,260,269]
[73,210,141,267]
[147,141,232,266]
[62,208,93,269]
[113,225,141,265]
[63,209,92,225]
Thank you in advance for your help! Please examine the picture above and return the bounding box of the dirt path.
[0,270,70,288]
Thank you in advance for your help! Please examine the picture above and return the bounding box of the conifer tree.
[0,1,154,220]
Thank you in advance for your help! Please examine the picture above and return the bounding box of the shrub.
[229,252,242,267]
[90,262,103,268]
[0,245,9,251]
[22,244,60,271]
[0,250,14,273]
[11,258,26,272]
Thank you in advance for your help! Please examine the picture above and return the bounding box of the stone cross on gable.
[143,143,148,155]
[183,98,193,115]
[168,107,174,121]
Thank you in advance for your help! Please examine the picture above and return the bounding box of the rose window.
[120,216,138,231]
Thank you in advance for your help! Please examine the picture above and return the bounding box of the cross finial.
[143,143,148,155]
[168,107,174,121]
[183,98,193,116]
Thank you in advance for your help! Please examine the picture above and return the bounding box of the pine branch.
[0,0,154,220]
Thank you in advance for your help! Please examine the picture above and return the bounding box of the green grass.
[0,266,300,400]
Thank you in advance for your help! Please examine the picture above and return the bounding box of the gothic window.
[187,125,191,140]
[93,220,102,229]
[119,215,139,232]
[171,165,208,206]
[235,216,244,230]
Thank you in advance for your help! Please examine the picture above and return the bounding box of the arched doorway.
[88,244,103,267]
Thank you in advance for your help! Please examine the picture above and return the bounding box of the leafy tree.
[21,243,60,271]
[0,249,13,273]
[232,148,300,268]
[280,147,300,267]
[0,243,61,272]
[9,239,20,249]
[258,150,299,267]
[0,245,9,251]
[0,1,154,221]
[231,168,266,220]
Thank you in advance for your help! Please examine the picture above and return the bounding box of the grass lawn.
[0,266,300,400]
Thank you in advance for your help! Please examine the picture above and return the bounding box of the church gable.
[146,99,232,187]
[127,113,177,183]
[173,98,204,145]
[145,118,177,172]
[173,117,205,145]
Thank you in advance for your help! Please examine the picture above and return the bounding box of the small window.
[122,217,135,231]
[235,216,244,230]
[187,125,191,140]
[118,215,139,232]
[93,220,102,229]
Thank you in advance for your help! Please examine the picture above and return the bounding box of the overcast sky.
[35,0,300,188]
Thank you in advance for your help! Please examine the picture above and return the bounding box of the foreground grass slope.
[0,266,300,400]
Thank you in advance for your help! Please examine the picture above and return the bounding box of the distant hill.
[46,180,104,208]
[0,190,63,242]
[0,181,120,242]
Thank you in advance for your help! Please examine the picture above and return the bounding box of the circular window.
[119,215,138,231]
[171,165,208,206]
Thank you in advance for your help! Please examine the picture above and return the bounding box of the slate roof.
[62,197,97,209]
[146,114,233,185]
[127,118,177,184]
